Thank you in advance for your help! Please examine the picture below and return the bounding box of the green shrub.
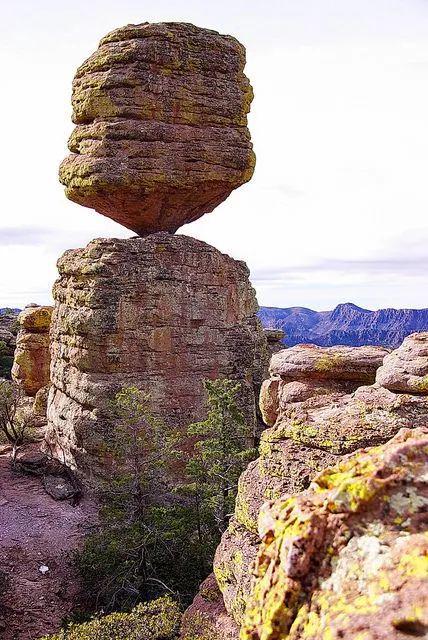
[40,596,181,640]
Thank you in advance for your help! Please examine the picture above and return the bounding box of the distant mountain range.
[258,303,428,348]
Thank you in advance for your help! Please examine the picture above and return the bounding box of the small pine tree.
[0,340,13,379]
[0,380,29,460]
[183,379,257,535]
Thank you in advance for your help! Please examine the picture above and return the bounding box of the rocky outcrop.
[264,329,285,356]
[181,574,239,640]
[59,22,255,235]
[269,343,389,384]
[11,305,53,396]
[242,427,428,640]
[200,338,428,634]
[46,233,267,470]
[376,332,428,393]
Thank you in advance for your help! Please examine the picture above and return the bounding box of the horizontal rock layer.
[376,332,428,393]
[11,305,53,396]
[60,22,255,234]
[45,233,267,470]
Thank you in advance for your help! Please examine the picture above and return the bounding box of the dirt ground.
[0,451,96,639]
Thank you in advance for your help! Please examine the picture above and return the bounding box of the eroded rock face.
[242,427,428,640]
[376,332,428,393]
[12,305,53,396]
[181,574,240,640]
[269,343,389,383]
[59,22,255,235]
[46,233,267,470]
[211,339,428,629]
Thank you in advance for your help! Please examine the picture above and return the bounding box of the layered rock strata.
[242,427,428,640]
[183,338,428,637]
[11,305,53,396]
[376,331,428,393]
[59,22,255,235]
[45,233,267,469]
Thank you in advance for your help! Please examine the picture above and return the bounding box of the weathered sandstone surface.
[242,427,428,640]
[183,338,428,638]
[269,343,389,384]
[376,332,428,394]
[45,233,267,469]
[11,305,53,396]
[181,574,240,640]
[59,22,255,235]
[264,329,285,356]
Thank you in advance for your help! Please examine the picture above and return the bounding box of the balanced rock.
[376,331,428,393]
[242,427,428,640]
[12,306,53,396]
[59,22,255,235]
[45,233,267,469]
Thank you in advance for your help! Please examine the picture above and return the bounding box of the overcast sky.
[1,0,427,310]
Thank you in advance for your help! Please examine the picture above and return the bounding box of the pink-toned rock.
[259,378,280,426]
[59,22,255,235]
[376,331,428,393]
[212,338,428,625]
[45,233,267,470]
[180,574,239,640]
[11,306,53,396]
[270,344,389,383]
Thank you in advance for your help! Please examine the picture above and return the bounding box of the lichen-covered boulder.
[11,305,53,396]
[45,233,267,470]
[376,332,428,393]
[270,344,389,383]
[59,22,255,235]
[241,427,428,640]
[212,339,428,626]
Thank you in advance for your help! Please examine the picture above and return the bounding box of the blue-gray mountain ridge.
[258,303,428,348]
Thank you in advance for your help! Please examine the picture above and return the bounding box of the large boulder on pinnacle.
[59,22,255,235]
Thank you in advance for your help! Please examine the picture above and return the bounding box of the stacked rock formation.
[59,22,255,235]
[182,335,428,638]
[45,234,267,469]
[48,22,266,471]
[12,305,53,396]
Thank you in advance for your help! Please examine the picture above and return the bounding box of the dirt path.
[0,452,96,639]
